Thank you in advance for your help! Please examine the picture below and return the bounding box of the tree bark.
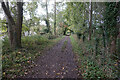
[16,2,23,48]
[5,1,14,48]
[2,2,16,26]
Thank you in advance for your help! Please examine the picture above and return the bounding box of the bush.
[48,35,58,39]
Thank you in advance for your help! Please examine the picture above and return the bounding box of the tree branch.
[1,2,16,26]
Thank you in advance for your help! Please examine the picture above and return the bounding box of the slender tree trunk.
[54,0,56,35]
[16,2,23,48]
[46,0,50,33]
[88,1,92,41]
[110,23,119,56]
[5,1,14,48]
[110,36,117,54]
[117,32,120,78]
[2,2,17,49]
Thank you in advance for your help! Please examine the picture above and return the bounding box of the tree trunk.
[110,23,119,58]
[16,2,23,48]
[88,1,92,41]
[54,0,56,35]
[46,0,50,33]
[2,1,23,49]
[2,2,17,49]
[117,32,120,78]
[5,2,14,48]
[110,36,117,55]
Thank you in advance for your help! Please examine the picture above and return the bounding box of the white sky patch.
[0,4,4,19]
[36,3,46,15]
[0,14,4,19]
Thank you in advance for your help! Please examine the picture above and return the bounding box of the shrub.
[48,35,58,39]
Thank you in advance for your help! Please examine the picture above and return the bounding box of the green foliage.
[64,2,87,33]
[48,35,58,39]
[22,24,29,32]
[0,19,7,33]
[70,35,83,55]
[25,2,38,17]
[22,35,49,46]
[23,2,40,32]
[70,35,117,78]
[104,2,120,37]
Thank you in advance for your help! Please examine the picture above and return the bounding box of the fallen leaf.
[27,61,30,63]
[114,63,118,66]
[62,67,65,70]
[45,71,48,75]
[3,72,5,75]
[24,72,27,75]
[56,73,60,75]
[18,52,21,54]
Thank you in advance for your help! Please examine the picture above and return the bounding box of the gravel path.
[25,36,81,78]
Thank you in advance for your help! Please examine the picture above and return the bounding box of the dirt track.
[24,36,81,78]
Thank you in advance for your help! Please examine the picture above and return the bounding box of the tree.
[1,1,23,49]
[64,2,87,35]
[45,0,50,33]
[88,1,92,41]
[54,0,56,35]
[104,2,120,55]
[16,2,23,47]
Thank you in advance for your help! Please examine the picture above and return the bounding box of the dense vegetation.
[0,0,120,79]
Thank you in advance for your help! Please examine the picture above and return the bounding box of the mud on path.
[24,36,81,78]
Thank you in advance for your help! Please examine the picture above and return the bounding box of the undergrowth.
[70,34,117,79]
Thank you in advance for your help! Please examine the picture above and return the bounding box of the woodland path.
[25,36,81,78]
